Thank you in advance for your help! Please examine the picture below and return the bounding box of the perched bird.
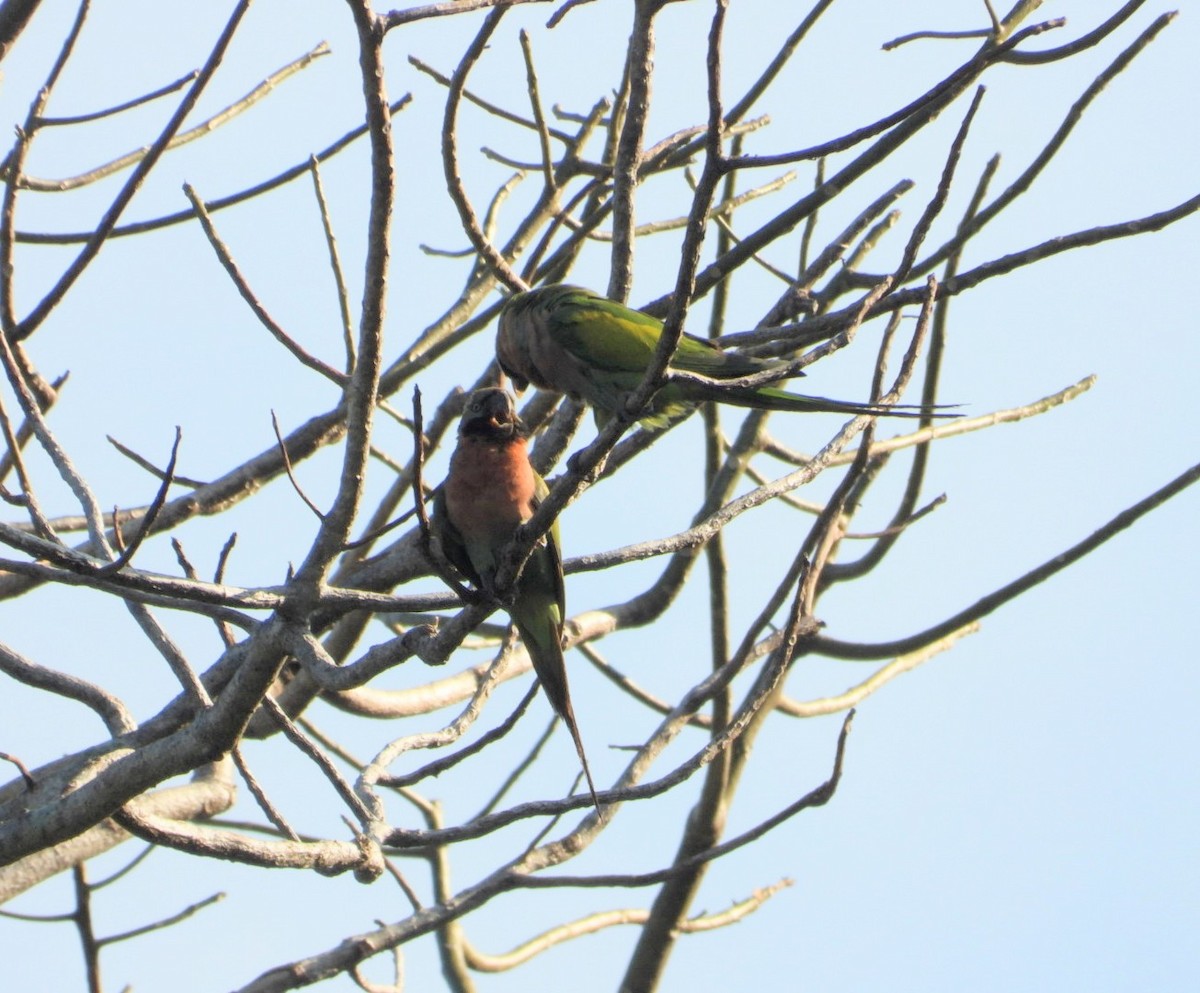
[498,283,944,428]
[434,387,600,815]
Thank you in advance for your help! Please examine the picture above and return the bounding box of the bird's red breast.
[443,434,537,541]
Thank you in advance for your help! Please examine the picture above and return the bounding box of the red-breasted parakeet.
[434,387,600,815]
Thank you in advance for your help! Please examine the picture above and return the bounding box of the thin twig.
[271,410,326,521]
[0,750,35,789]
[519,30,556,194]
[98,427,182,574]
[233,745,300,841]
[260,694,376,828]
[410,386,476,603]
[519,710,855,889]
[98,892,225,946]
[309,156,357,372]
[383,0,552,31]
[382,682,539,789]
[106,434,206,487]
[8,45,331,192]
[184,184,347,385]
[440,9,527,292]
[817,459,1200,660]
[35,70,200,126]
[14,0,258,340]
[13,96,413,245]
[882,28,991,51]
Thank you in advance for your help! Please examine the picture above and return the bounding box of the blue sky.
[0,2,1197,991]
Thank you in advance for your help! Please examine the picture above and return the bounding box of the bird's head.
[495,289,538,393]
[459,387,523,442]
[495,284,591,394]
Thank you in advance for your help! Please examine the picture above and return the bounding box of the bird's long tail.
[515,613,602,817]
[720,384,958,419]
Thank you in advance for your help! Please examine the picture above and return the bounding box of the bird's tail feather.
[720,384,959,419]
[515,613,602,817]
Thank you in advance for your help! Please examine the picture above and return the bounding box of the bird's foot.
[456,583,488,606]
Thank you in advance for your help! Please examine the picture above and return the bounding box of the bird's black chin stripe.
[461,419,521,441]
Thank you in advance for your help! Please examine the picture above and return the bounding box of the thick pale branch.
[0,763,236,902]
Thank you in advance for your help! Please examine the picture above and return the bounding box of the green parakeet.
[498,283,941,428]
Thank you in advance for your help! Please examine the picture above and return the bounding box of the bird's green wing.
[549,289,665,375]
[516,474,600,814]
[530,472,565,622]
[431,486,482,587]
[550,287,763,379]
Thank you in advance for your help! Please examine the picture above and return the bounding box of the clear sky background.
[0,2,1197,991]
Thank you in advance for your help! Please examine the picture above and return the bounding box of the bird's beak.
[498,369,526,396]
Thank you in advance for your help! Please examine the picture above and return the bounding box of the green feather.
[497,284,954,428]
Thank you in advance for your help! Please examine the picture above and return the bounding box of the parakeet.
[434,387,600,815]
[498,283,943,428]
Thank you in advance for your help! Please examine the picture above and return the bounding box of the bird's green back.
[549,287,763,378]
